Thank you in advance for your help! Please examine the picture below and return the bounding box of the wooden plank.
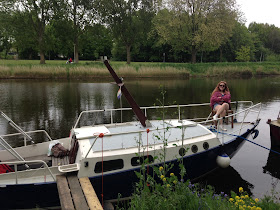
[67,174,89,210]
[52,156,58,166]
[65,156,69,165]
[79,177,103,210]
[52,156,70,166]
[56,175,75,210]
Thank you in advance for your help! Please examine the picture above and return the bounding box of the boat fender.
[251,129,259,139]
[216,153,230,168]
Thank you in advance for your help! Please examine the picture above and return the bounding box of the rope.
[213,130,280,156]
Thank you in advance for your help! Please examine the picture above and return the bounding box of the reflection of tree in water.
[195,166,253,196]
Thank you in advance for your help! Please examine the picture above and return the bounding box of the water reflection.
[195,166,254,196]
[263,144,280,180]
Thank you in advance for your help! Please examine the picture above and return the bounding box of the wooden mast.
[104,60,147,127]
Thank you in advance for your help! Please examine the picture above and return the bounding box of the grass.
[1,59,280,79]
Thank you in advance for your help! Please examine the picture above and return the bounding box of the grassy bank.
[0,60,280,79]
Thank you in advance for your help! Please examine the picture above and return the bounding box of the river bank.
[0,60,280,79]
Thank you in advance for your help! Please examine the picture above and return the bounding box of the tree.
[80,24,113,60]
[0,12,13,58]
[61,0,96,63]
[11,11,39,59]
[97,0,157,64]
[248,22,280,60]
[236,45,250,62]
[0,0,56,64]
[221,22,255,62]
[153,0,238,63]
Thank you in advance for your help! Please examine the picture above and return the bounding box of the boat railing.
[83,102,261,153]
[73,101,254,129]
[0,130,53,146]
[201,102,262,139]
[0,160,56,184]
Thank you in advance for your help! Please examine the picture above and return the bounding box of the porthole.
[131,155,154,166]
[191,145,198,153]
[203,142,209,150]
[179,148,186,156]
[94,159,124,173]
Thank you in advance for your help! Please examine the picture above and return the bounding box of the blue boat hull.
[0,126,257,209]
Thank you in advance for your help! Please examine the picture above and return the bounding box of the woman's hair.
[211,81,230,96]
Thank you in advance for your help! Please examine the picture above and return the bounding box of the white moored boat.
[0,61,261,209]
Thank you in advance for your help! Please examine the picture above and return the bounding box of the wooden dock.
[56,172,103,210]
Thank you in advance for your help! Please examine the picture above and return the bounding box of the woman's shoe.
[219,126,227,131]
[213,114,218,121]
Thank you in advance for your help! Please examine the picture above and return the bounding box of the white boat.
[0,61,261,209]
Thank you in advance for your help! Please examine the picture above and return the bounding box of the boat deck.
[74,120,212,153]
[73,119,255,154]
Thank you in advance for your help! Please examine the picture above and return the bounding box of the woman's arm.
[210,92,222,105]
[222,93,231,103]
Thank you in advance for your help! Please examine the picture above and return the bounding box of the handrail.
[0,111,32,141]
[81,102,261,154]
[0,130,53,147]
[200,102,262,139]
[0,160,56,183]
[73,101,255,129]
[74,102,261,140]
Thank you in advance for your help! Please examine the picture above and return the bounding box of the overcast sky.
[236,0,280,28]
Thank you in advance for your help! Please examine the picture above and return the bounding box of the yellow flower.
[239,187,244,193]
[256,207,262,210]
[167,184,170,188]
[170,173,174,176]
[229,198,234,202]
[255,198,259,202]
[160,175,164,179]
[251,206,257,210]
[235,202,238,206]
[159,166,163,171]
[173,180,177,184]
[236,196,240,200]
[245,195,249,199]
[163,178,166,182]
[241,196,245,199]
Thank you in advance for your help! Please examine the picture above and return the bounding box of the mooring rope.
[212,129,280,156]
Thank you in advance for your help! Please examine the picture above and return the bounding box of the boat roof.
[73,120,212,154]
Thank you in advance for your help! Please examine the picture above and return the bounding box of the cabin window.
[94,159,124,173]
[203,142,209,150]
[131,155,154,166]
[191,145,198,153]
[179,148,186,156]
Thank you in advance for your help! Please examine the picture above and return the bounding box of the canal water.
[0,76,279,200]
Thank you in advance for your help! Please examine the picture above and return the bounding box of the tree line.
[0,0,280,64]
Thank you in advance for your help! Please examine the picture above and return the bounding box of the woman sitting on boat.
[210,81,231,130]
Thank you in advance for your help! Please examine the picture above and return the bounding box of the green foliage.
[236,46,251,62]
[153,0,237,63]
[1,0,280,63]
[80,24,113,60]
